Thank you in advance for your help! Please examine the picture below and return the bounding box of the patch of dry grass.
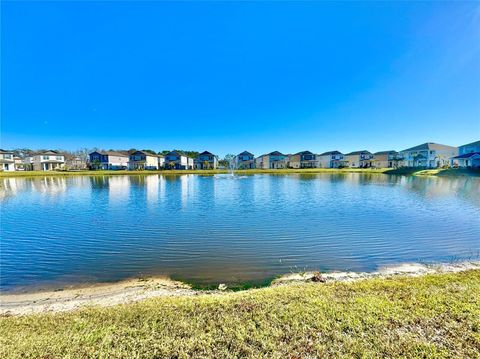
[1,271,479,358]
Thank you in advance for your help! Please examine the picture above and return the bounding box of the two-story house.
[287,151,317,168]
[129,150,163,170]
[195,151,218,170]
[26,150,66,171]
[234,151,255,169]
[451,140,480,168]
[89,151,129,170]
[343,150,373,168]
[400,143,458,168]
[164,151,194,170]
[255,151,287,169]
[373,150,401,168]
[0,149,15,171]
[317,151,344,168]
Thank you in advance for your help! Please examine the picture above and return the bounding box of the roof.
[401,142,457,152]
[319,150,343,156]
[238,151,254,157]
[460,140,480,148]
[36,150,61,155]
[131,150,161,157]
[453,152,480,159]
[294,150,314,156]
[90,151,129,157]
[166,150,192,158]
[344,150,372,156]
[374,150,398,155]
[199,151,215,156]
[0,149,14,154]
[268,151,286,156]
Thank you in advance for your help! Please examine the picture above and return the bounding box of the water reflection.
[1,173,479,292]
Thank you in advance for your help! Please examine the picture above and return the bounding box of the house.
[373,151,401,168]
[234,151,255,169]
[194,151,218,170]
[400,143,458,168]
[129,150,163,170]
[0,149,15,171]
[451,140,480,168]
[343,150,373,168]
[14,156,25,171]
[317,151,344,168]
[255,151,287,169]
[287,151,317,168]
[89,151,129,170]
[26,150,65,171]
[164,151,194,170]
[65,155,87,170]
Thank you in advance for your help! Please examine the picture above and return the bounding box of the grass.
[2,167,479,178]
[1,270,479,358]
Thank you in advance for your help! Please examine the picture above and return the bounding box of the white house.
[452,140,480,168]
[0,149,15,171]
[24,150,66,171]
[89,151,129,170]
[317,151,344,168]
[400,143,458,168]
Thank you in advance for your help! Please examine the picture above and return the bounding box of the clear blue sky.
[1,1,479,156]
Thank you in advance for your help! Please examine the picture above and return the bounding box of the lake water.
[1,173,479,292]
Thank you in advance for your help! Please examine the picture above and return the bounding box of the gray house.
[234,151,255,169]
[452,140,480,168]
[89,151,129,170]
[195,151,218,169]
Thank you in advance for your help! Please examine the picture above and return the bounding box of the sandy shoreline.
[1,261,479,316]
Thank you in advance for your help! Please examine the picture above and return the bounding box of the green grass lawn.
[2,167,479,178]
[1,270,479,358]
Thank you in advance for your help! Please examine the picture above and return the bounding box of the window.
[56,156,62,160]
[43,156,49,160]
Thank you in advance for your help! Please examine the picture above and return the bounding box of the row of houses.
[1,141,479,172]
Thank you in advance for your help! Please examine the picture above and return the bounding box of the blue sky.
[1,1,479,156]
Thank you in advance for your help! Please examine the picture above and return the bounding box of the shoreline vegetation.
[1,263,479,358]
[1,167,479,178]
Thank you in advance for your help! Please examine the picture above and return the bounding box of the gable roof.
[90,150,129,157]
[130,150,161,157]
[374,150,398,155]
[344,150,372,156]
[453,152,480,159]
[401,142,457,152]
[294,150,314,156]
[165,150,192,158]
[460,140,480,148]
[199,151,215,156]
[238,151,254,157]
[319,150,343,156]
[268,151,285,156]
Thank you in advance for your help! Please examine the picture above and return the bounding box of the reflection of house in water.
[0,178,29,200]
[145,175,162,204]
[108,176,130,204]
[30,177,67,195]
[180,175,195,207]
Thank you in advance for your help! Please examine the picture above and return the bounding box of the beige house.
[0,149,15,171]
[255,151,287,169]
[317,151,344,168]
[129,150,163,170]
[400,143,458,168]
[234,151,255,169]
[372,151,400,168]
[287,151,317,168]
[343,150,373,168]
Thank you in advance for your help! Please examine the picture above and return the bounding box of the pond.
[1,173,479,292]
